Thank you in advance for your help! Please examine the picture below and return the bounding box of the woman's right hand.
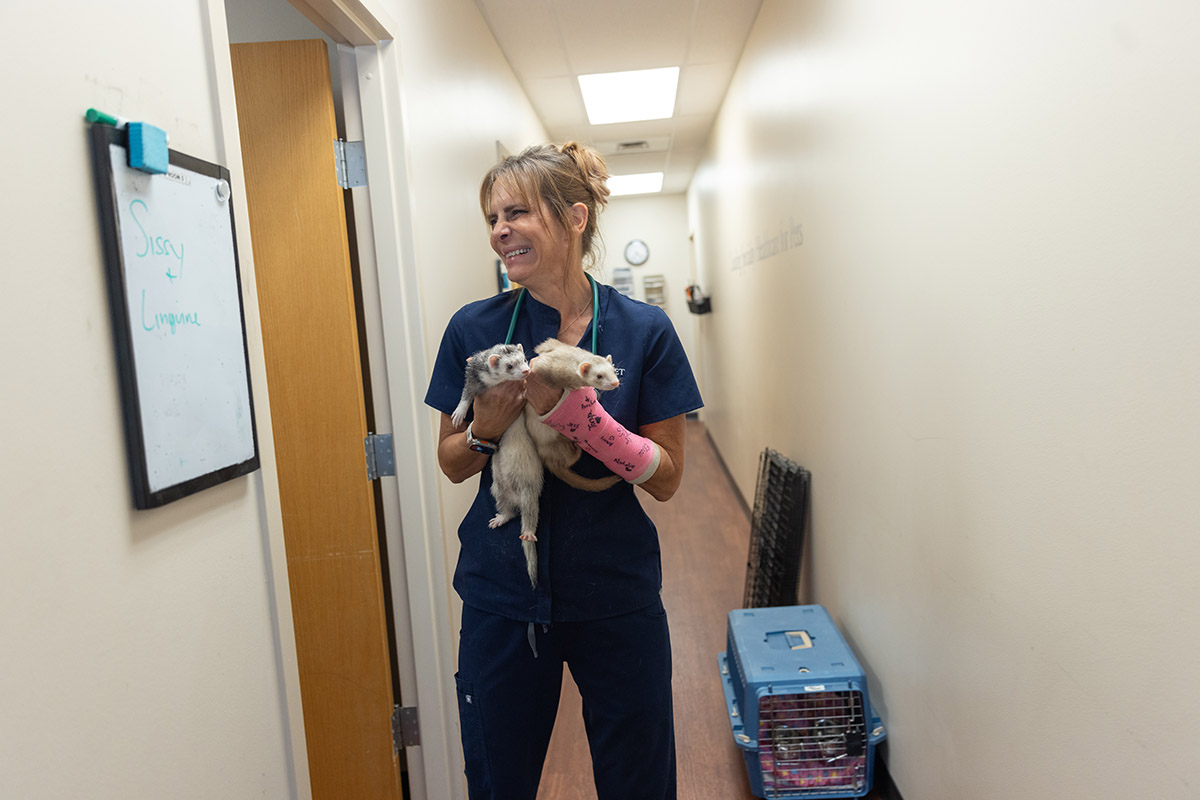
[437,379,526,483]
[467,379,527,441]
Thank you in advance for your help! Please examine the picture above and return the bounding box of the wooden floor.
[536,420,883,800]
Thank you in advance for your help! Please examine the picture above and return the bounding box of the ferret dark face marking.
[452,343,530,428]
[479,343,530,384]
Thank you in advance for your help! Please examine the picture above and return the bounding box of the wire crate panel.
[719,605,885,799]
[743,448,810,608]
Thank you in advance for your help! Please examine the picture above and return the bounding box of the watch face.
[624,239,649,266]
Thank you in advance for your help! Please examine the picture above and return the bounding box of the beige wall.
[689,1,1200,798]
[0,2,298,798]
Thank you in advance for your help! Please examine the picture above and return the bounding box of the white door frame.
[339,37,464,800]
[206,2,462,799]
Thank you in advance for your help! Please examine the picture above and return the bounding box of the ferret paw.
[519,533,538,542]
[488,514,511,529]
[451,408,468,428]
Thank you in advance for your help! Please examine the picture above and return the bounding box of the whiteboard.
[89,124,260,508]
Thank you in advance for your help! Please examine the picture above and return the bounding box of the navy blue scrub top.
[425,283,703,624]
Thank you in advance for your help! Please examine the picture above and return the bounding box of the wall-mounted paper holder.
[686,284,711,314]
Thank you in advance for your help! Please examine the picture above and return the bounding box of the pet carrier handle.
[785,630,812,649]
[868,716,887,745]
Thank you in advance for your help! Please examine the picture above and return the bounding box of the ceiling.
[474,0,764,196]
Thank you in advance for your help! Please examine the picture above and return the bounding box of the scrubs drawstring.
[527,622,549,658]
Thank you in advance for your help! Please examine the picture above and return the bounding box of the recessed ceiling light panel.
[578,67,680,125]
[608,172,664,196]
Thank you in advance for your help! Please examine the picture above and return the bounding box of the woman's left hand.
[524,356,565,415]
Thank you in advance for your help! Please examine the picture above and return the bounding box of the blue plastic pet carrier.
[719,605,886,799]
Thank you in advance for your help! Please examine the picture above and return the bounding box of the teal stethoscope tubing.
[504,273,598,354]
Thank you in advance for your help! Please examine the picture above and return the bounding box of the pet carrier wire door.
[744,449,810,608]
[719,605,886,799]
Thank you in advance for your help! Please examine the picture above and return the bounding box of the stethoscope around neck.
[504,273,599,354]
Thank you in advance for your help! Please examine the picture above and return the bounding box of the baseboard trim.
[874,752,904,800]
[701,424,751,521]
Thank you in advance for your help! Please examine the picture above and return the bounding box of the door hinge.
[333,139,367,188]
[393,705,420,749]
[364,433,395,480]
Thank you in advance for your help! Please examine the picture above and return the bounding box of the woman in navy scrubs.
[425,142,702,800]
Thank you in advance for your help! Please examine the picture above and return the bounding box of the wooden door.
[230,40,403,800]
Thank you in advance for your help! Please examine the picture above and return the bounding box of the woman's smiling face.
[487,183,572,290]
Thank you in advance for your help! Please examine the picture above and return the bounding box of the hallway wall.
[688,1,1200,798]
[0,2,299,798]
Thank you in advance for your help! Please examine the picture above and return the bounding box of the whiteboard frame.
[88,123,261,509]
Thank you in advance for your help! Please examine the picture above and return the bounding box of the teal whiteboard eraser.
[127,122,169,174]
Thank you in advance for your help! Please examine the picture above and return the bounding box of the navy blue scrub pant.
[455,599,677,800]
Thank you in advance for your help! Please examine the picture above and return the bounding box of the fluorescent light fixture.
[578,67,680,125]
[608,172,664,196]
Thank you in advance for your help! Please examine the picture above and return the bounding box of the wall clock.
[623,238,649,266]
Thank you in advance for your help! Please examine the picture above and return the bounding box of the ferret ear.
[579,363,591,377]
[605,354,614,364]
[489,354,501,368]
[516,343,524,353]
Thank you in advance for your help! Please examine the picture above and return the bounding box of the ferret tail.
[523,539,538,588]
[549,465,620,492]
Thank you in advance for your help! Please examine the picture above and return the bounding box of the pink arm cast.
[538,387,662,484]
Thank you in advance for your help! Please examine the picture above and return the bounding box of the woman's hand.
[467,380,527,440]
[524,357,566,415]
[436,380,527,484]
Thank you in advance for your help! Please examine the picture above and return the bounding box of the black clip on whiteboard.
[88,123,260,509]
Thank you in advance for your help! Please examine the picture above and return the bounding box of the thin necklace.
[561,301,590,331]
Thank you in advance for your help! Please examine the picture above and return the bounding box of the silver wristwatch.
[465,423,498,455]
